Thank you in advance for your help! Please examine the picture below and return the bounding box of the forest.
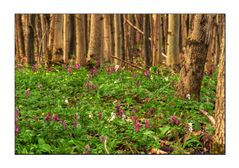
[15,14,225,154]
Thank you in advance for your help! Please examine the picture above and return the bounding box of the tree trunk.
[103,14,112,63]
[26,14,35,66]
[87,14,103,63]
[47,14,56,67]
[15,14,25,62]
[114,14,122,65]
[40,14,48,64]
[167,14,180,71]
[75,14,87,66]
[143,14,152,68]
[176,14,212,101]
[152,14,163,65]
[211,16,225,154]
[63,14,70,64]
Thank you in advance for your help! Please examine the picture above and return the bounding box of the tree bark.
[211,16,225,154]
[15,14,25,62]
[26,14,35,66]
[143,14,152,68]
[75,14,87,66]
[114,14,122,65]
[87,14,103,63]
[167,14,180,71]
[176,14,212,101]
[63,14,70,64]
[47,14,56,67]
[103,14,112,63]
[152,14,163,65]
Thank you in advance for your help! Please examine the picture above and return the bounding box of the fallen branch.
[111,55,146,71]
[199,109,215,126]
[123,16,144,35]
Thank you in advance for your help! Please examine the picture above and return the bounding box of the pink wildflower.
[45,112,51,122]
[61,119,67,129]
[25,89,30,97]
[68,66,72,74]
[75,64,80,70]
[145,119,150,129]
[134,120,141,132]
[53,113,59,122]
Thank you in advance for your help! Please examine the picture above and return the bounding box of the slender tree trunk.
[40,14,48,64]
[128,14,135,63]
[63,14,70,64]
[181,14,188,51]
[103,14,112,63]
[176,14,212,101]
[211,16,225,154]
[47,14,56,67]
[162,14,167,54]
[152,14,163,65]
[114,14,122,65]
[87,14,103,63]
[75,14,86,66]
[143,14,152,68]
[26,14,35,66]
[15,14,25,62]
[167,14,180,71]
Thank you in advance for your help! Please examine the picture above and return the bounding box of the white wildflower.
[108,112,116,122]
[186,94,191,100]
[65,99,69,104]
[88,113,93,119]
[165,77,168,81]
[115,65,120,71]
[188,123,193,132]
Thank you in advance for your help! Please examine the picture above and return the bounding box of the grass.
[15,63,217,154]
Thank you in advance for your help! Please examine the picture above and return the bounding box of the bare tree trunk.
[75,14,86,66]
[40,14,48,64]
[176,14,212,101]
[26,14,35,66]
[63,14,70,64]
[114,14,122,65]
[143,14,152,68]
[152,14,163,65]
[47,14,56,67]
[128,14,135,63]
[103,14,112,63]
[167,14,180,71]
[181,14,188,51]
[87,14,103,64]
[15,14,25,62]
[211,15,225,154]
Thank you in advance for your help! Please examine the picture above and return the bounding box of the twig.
[199,109,215,126]
[123,16,144,35]
[104,138,109,154]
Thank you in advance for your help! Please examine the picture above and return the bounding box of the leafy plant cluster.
[15,63,217,154]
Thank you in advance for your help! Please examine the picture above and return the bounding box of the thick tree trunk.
[40,14,48,64]
[176,14,212,101]
[103,14,112,63]
[75,14,86,66]
[211,16,225,154]
[53,14,63,63]
[152,14,163,65]
[143,14,152,68]
[87,14,103,63]
[167,14,180,71]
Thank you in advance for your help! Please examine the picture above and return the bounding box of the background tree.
[167,14,180,71]
[75,14,87,66]
[87,14,103,64]
[143,14,152,67]
[114,14,122,65]
[63,14,70,64]
[103,14,112,63]
[177,14,212,101]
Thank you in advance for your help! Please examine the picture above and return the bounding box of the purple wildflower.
[115,104,121,112]
[144,70,149,78]
[53,113,59,122]
[45,112,51,122]
[134,120,141,132]
[15,124,20,135]
[118,109,124,118]
[145,119,150,129]
[86,81,90,92]
[61,119,67,129]
[68,66,72,74]
[15,108,20,120]
[75,64,80,70]
[92,84,97,92]
[91,66,98,76]
[148,107,154,116]
[170,115,180,125]
[85,144,91,154]
[25,89,30,97]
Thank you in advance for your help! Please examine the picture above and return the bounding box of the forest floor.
[15,63,217,154]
